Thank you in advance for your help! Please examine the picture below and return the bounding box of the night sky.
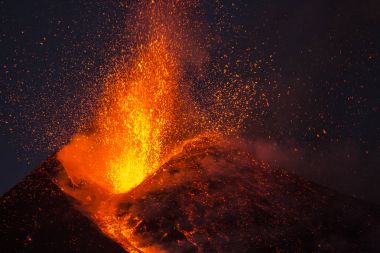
[1,0,379,204]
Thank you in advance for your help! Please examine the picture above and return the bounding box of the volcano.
[1,137,380,252]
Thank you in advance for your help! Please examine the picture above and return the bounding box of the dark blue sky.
[1,0,379,203]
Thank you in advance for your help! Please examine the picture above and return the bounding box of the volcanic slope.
[1,137,380,252]
[0,156,125,253]
[107,138,380,252]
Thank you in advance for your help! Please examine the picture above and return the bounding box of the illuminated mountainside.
[1,138,380,252]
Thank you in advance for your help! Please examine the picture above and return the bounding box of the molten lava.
[58,35,180,194]
[3,2,380,253]
[56,1,254,252]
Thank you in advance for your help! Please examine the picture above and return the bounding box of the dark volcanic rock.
[1,139,380,252]
[115,139,380,252]
[0,157,126,253]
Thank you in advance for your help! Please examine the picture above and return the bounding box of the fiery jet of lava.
[58,35,180,194]
[57,1,205,194]
[57,0,255,195]
[56,1,255,252]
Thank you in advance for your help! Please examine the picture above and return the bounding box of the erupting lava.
[58,2,204,194]
[58,35,180,194]
[3,2,380,253]
[56,1,252,252]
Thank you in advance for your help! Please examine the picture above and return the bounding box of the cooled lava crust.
[1,138,380,252]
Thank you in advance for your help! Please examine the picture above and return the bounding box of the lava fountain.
[56,1,252,252]
[58,34,180,194]
[58,2,204,195]
[2,2,380,253]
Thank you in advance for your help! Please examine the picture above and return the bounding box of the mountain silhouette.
[1,138,380,252]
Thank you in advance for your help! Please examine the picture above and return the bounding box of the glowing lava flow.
[56,2,217,251]
[56,1,255,252]
[56,31,213,251]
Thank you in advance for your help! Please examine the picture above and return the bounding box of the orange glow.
[58,34,180,194]
[56,1,256,252]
